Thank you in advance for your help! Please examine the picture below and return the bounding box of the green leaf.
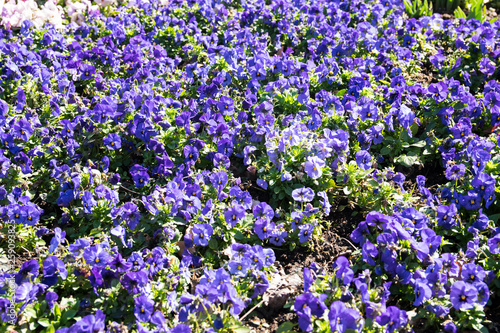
[326,179,336,189]
[384,136,396,144]
[403,0,413,14]
[24,306,37,319]
[468,0,484,21]
[489,214,500,223]
[395,155,420,167]
[45,325,56,333]
[343,186,352,195]
[380,147,392,155]
[410,140,426,148]
[335,89,346,97]
[172,217,187,225]
[38,318,51,327]
[479,326,489,333]
[89,228,101,237]
[277,321,296,333]
[410,122,419,137]
[61,309,78,323]
[233,231,244,240]
[208,237,219,250]
[228,326,251,333]
[53,304,61,318]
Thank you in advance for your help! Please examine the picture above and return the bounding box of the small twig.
[240,299,265,321]
[119,184,142,195]
[340,237,358,251]
[333,233,358,251]
[337,250,352,258]
[21,246,32,257]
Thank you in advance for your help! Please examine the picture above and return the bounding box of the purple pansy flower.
[103,133,121,150]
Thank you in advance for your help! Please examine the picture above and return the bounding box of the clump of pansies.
[0,0,499,332]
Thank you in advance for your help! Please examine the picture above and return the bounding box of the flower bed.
[0,0,499,332]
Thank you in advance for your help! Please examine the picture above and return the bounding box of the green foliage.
[467,0,485,21]
[404,0,433,18]
[454,6,467,18]
[433,0,461,12]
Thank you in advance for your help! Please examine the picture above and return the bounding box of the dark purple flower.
[436,204,458,229]
[210,171,228,192]
[36,227,49,238]
[81,191,96,214]
[398,105,415,131]
[413,279,432,306]
[355,150,371,170]
[134,295,154,323]
[329,301,361,333]
[461,263,486,285]
[15,259,39,285]
[103,133,121,150]
[130,165,150,188]
[460,190,481,211]
[256,178,268,189]
[43,256,68,285]
[121,270,149,295]
[80,63,95,80]
[192,223,213,247]
[444,321,457,333]
[304,156,325,179]
[476,282,489,306]
[303,268,313,292]
[298,223,314,243]
[49,227,66,254]
[45,292,58,310]
[471,172,495,195]
[488,234,500,254]
[224,205,245,228]
[83,245,112,268]
[217,96,235,115]
[15,282,46,311]
[294,292,327,332]
[252,202,274,221]
[479,57,495,76]
[362,240,378,265]
[450,281,477,310]
[254,219,275,240]
[375,306,408,333]
[291,187,315,202]
[127,252,145,271]
[171,324,191,333]
[430,53,445,70]
[109,253,132,273]
[445,164,465,181]
[12,119,33,141]
[228,259,251,277]
[360,102,378,122]
[427,81,448,103]
[333,256,354,285]
[70,310,105,332]
[119,202,141,230]
[450,117,472,141]
[184,145,199,165]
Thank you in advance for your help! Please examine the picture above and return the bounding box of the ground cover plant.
[0,0,499,332]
